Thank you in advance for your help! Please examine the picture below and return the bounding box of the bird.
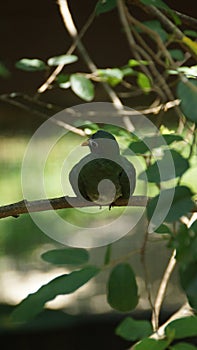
[69,130,136,207]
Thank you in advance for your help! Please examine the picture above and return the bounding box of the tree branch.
[152,249,177,331]
[0,195,149,219]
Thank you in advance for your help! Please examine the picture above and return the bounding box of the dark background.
[1,1,197,349]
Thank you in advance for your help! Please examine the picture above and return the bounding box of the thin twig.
[138,2,197,59]
[0,92,181,117]
[121,4,171,102]
[151,302,194,340]
[57,0,135,132]
[0,195,149,219]
[140,228,155,318]
[129,302,193,349]
[127,12,174,66]
[37,9,96,93]
[152,250,177,331]
[57,0,121,109]
[0,93,86,136]
[117,0,154,82]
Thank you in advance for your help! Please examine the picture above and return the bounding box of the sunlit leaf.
[15,58,47,71]
[128,59,149,67]
[97,68,123,86]
[121,66,134,77]
[70,74,94,101]
[177,79,197,123]
[107,263,138,312]
[95,0,117,15]
[182,36,197,56]
[47,54,78,66]
[116,317,152,341]
[11,266,99,323]
[166,316,197,339]
[137,72,151,92]
[41,248,89,266]
[169,66,197,78]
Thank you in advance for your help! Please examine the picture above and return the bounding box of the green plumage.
[69,130,136,205]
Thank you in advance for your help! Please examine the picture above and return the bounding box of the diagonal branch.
[57,0,123,110]
[0,195,149,219]
[37,8,96,94]
[152,249,177,331]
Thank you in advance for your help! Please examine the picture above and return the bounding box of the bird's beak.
[81,139,89,146]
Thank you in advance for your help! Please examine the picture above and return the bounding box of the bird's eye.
[90,140,98,148]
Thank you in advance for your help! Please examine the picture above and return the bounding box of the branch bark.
[0,195,149,219]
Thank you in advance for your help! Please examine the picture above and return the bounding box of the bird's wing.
[119,156,136,198]
[69,155,91,200]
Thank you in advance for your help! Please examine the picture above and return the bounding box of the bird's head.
[81,130,120,156]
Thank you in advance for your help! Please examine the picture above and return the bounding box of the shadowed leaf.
[41,248,89,266]
[11,266,99,323]
[107,263,138,312]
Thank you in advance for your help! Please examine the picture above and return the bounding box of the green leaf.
[169,66,197,78]
[170,343,197,350]
[147,186,194,223]
[137,72,151,92]
[128,59,149,67]
[177,79,197,123]
[166,316,197,339]
[169,223,197,265]
[154,224,171,234]
[190,220,197,234]
[0,61,10,78]
[97,68,123,86]
[41,248,89,266]
[184,30,197,38]
[134,338,169,350]
[180,262,197,310]
[47,54,78,66]
[95,0,117,15]
[116,317,152,341]
[140,150,189,183]
[142,20,168,42]
[121,66,134,77]
[107,263,138,312]
[56,74,71,89]
[70,74,94,101]
[126,134,183,155]
[168,49,184,61]
[140,0,170,11]
[162,134,183,144]
[11,266,99,323]
[104,244,112,265]
[15,58,47,71]
[127,141,150,155]
[140,0,180,25]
